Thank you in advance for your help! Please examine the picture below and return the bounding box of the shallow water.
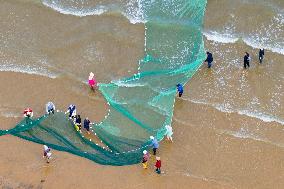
[0,0,284,188]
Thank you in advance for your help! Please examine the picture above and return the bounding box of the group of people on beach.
[204,48,265,69]
[141,129,172,174]
[65,104,91,134]
[243,49,265,69]
[22,66,188,170]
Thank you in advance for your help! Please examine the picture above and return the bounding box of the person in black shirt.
[244,52,250,69]
[204,51,213,68]
[75,115,82,131]
[84,117,91,134]
[259,49,264,63]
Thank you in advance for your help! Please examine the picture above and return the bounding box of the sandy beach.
[1,0,284,188]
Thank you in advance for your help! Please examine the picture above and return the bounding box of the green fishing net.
[0,0,207,165]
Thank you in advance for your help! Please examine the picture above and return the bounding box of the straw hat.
[150,136,154,140]
[143,150,147,154]
[156,156,160,160]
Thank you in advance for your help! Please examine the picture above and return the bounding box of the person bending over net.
[65,104,76,119]
[176,84,183,97]
[46,102,55,115]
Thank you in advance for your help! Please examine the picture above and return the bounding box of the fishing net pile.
[0,0,207,165]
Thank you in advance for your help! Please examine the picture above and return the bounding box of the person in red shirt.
[23,108,33,118]
[155,156,161,174]
[23,108,33,124]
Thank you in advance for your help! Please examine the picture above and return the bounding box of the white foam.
[237,110,284,125]
[42,0,147,24]
[184,98,284,126]
[122,0,146,24]
[220,129,284,148]
[203,31,239,44]
[112,80,145,87]
[243,38,284,55]
[42,1,108,17]
[0,63,57,79]
[203,30,284,55]
[0,64,57,79]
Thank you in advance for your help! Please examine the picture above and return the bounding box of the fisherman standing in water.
[204,51,213,68]
[259,49,264,63]
[244,52,251,69]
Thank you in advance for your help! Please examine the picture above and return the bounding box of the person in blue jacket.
[150,136,159,155]
[176,84,183,97]
[46,102,55,115]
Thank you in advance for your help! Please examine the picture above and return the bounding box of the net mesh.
[0,0,207,165]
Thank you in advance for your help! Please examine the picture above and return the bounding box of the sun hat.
[89,72,94,80]
[143,150,147,154]
[156,156,160,160]
[150,136,154,140]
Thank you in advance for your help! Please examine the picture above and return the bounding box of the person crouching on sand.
[88,72,97,91]
[142,150,150,169]
[155,156,162,174]
[43,145,52,163]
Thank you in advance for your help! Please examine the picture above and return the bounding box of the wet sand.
[1,71,284,189]
[0,72,232,189]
